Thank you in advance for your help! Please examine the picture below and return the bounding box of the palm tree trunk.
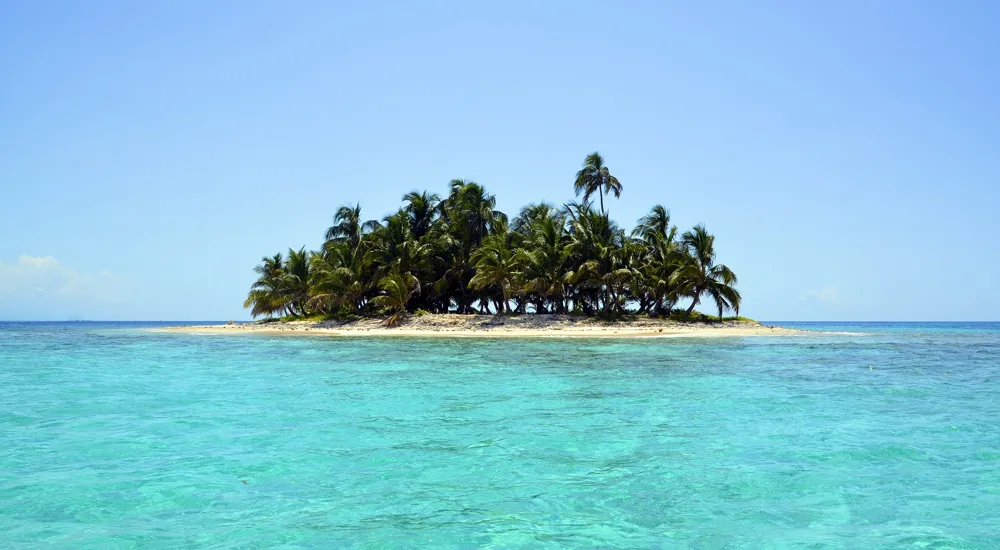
[599,192,605,216]
[685,295,700,315]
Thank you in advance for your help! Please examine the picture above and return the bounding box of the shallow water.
[2,322,999,547]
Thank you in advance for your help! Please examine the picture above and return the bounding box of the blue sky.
[2,1,998,321]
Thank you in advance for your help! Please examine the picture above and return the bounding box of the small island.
[171,153,795,337]
[163,314,793,337]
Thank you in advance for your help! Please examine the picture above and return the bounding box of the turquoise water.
[2,322,999,548]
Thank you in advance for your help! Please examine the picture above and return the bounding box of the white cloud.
[804,285,839,304]
[0,255,126,314]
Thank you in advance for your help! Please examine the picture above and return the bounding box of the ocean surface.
[1,322,998,548]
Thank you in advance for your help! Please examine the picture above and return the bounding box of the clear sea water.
[1,322,998,548]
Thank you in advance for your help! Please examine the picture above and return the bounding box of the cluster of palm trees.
[245,153,742,323]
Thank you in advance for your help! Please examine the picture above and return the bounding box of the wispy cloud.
[0,255,124,304]
[803,285,839,304]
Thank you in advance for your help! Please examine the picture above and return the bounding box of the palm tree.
[443,179,507,246]
[632,205,681,315]
[243,248,313,317]
[469,233,519,313]
[564,203,628,314]
[308,242,369,314]
[637,235,682,315]
[372,271,420,327]
[402,191,440,239]
[436,180,508,313]
[517,210,571,313]
[244,253,287,318]
[574,152,622,217]
[633,205,676,246]
[325,204,380,248]
[283,247,313,316]
[672,225,741,319]
[366,211,433,281]
[511,202,558,236]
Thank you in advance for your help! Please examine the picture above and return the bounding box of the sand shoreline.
[156,314,801,338]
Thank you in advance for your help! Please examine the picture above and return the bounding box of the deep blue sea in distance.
[2,321,998,548]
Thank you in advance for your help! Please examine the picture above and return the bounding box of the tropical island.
[169,153,796,337]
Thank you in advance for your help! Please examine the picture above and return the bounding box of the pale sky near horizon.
[2,1,999,321]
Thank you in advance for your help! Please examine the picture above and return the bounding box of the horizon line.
[2,319,998,324]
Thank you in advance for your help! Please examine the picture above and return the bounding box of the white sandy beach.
[158,314,801,338]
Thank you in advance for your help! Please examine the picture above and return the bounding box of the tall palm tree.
[672,225,741,318]
[574,152,622,217]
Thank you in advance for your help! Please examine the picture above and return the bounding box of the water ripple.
[1,322,999,547]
